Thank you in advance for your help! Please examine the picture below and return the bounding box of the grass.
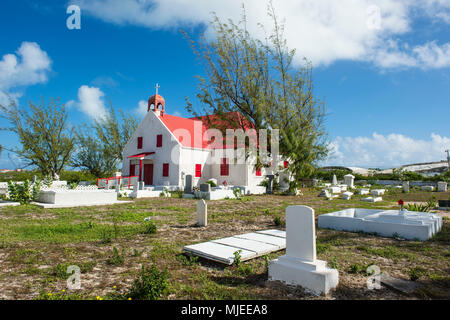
[0,188,449,300]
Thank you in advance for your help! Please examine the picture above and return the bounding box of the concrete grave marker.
[402,181,410,193]
[438,181,447,192]
[266,174,274,194]
[200,183,211,193]
[268,205,339,295]
[184,175,193,194]
[196,199,207,227]
[344,174,355,188]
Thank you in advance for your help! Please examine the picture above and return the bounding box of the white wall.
[122,110,181,186]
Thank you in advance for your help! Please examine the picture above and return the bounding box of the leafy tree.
[0,98,75,178]
[184,3,328,183]
[71,127,117,178]
[93,105,138,164]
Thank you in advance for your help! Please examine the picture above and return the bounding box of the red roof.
[158,111,255,149]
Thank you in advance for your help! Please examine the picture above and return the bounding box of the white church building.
[121,91,289,193]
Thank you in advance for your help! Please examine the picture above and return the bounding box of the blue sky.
[0,0,449,170]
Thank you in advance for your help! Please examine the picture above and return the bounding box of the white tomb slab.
[370,189,385,196]
[357,188,370,195]
[35,189,131,208]
[235,232,286,249]
[213,237,279,255]
[361,196,382,202]
[421,186,435,192]
[268,206,339,295]
[183,242,256,264]
[342,192,353,200]
[329,186,341,194]
[0,200,20,207]
[183,229,286,265]
[256,229,287,238]
[338,184,348,192]
[318,208,442,241]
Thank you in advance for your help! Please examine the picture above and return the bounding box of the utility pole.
[446,149,450,171]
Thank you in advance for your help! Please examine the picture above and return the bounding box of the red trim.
[127,152,155,158]
[163,163,169,177]
[97,175,139,189]
[139,159,143,181]
[256,168,262,176]
[156,134,163,147]
[195,164,202,177]
[220,158,229,176]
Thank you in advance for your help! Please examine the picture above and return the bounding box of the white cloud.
[326,133,450,168]
[77,85,108,119]
[0,41,51,104]
[71,0,450,69]
[135,99,148,118]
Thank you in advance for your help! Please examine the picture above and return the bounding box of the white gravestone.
[358,188,370,195]
[437,181,447,192]
[196,200,207,227]
[370,189,385,196]
[268,205,339,295]
[342,191,353,200]
[402,181,409,193]
[343,174,355,188]
[332,175,338,186]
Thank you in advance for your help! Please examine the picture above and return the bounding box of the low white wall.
[38,190,117,205]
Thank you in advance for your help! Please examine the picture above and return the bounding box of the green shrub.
[106,247,125,266]
[206,180,217,187]
[7,180,40,204]
[233,187,243,200]
[273,216,285,227]
[127,264,169,300]
[142,221,157,234]
[409,266,427,281]
[233,250,243,266]
[177,254,199,266]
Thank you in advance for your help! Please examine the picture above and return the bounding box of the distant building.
[400,160,448,176]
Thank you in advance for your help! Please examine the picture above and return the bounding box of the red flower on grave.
[223,180,228,186]
[398,199,404,206]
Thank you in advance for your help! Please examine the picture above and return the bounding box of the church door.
[144,164,153,185]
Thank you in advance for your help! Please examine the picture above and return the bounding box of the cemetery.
[0,180,448,300]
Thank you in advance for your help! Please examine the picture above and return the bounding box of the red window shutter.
[157,134,163,147]
[137,137,143,149]
[255,167,262,176]
[284,161,289,168]
[163,163,169,177]
[220,158,229,176]
[195,164,202,177]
